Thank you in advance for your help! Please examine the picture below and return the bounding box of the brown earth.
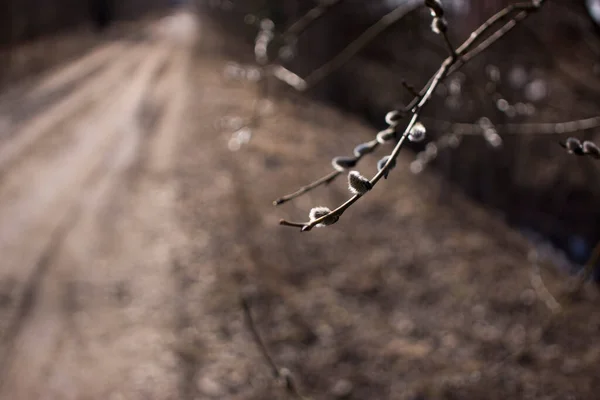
[0,8,599,400]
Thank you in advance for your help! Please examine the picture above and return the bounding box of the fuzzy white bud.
[583,141,600,159]
[348,171,372,195]
[353,140,379,158]
[561,137,584,155]
[425,0,444,17]
[376,128,396,144]
[332,156,358,171]
[564,137,582,152]
[385,110,402,126]
[408,122,426,142]
[309,207,339,228]
[431,17,447,35]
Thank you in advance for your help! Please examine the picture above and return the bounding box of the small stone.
[331,379,353,398]
[198,376,225,397]
[561,358,580,375]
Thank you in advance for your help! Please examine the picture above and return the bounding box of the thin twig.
[424,116,600,135]
[441,30,457,60]
[571,239,600,294]
[283,0,344,40]
[455,2,537,55]
[302,0,422,89]
[401,79,421,99]
[241,296,309,399]
[529,249,562,314]
[527,235,600,315]
[252,1,423,131]
[452,10,531,70]
[274,170,340,205]
[244,0,344,44]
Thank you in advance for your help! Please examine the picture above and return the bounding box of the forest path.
[0,10,197,399]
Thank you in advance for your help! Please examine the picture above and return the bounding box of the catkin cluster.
[561,137,600,159]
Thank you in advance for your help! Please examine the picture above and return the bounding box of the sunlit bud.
[332,156,358,171]
[376,128,396,144]
[431,17,447,35]
[348,171,372,195]
[385,110,402,126]
[409,122,426,142]
[562,137,583,155]
[353,140,379,158]
[309,207,339,227]
[582,141,600,159]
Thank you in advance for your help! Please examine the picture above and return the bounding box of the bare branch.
[559,137,600,159]
[283,0,344,40]
[241,296,310,400]
[424,116,600,135]
[274,170,340,205]
[278,0,548,231]
[570,239,600,294]
[302,0,422,89]
[529,250,563,314]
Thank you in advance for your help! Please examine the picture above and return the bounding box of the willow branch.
[278,0,547,231]
[241,296,309,400]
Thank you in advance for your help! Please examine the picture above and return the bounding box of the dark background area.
[198,0,600,269]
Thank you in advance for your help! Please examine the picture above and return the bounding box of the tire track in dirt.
[0,42,142,173]
[147,48,190,175]
[0,44,157,283]
[0,20,159,111]
[0,44,172,399]
[0,41,129,123]
[25,41,129,101]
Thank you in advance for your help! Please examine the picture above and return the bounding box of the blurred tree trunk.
[90,0,115,31]
[0,0,172,47]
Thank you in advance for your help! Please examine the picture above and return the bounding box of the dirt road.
[1,8,599,400]
[0,11,196,399]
